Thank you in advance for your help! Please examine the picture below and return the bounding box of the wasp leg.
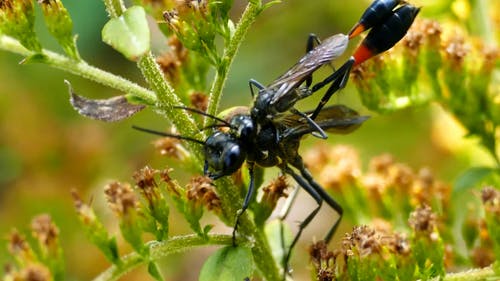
[305,33,322,88]
[289,108,327,139]
[277,184,300,278]
[232,162,256,246]
[249,79,266,98]
[309,57,355,120]
[294,159,343,243]
[305,33,337,88]
[281,165,324,277]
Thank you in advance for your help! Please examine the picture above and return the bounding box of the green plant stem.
[0,34,157,105]
[215,177,281,281]
[137,53,204,162]
[92,234,233,281]
[205,0,263,124]
[430,266,498,281]
[474,0,494,45]
[102,0,125,17]
[101,0,204,163]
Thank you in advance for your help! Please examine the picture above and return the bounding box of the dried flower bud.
[157,35,188,83]
[409,204,438,237]
[369,154,395,174]
[31,214,59,251]
[421,19,442,48]
[304,145,361,191]
[7,230,34,261]
[133,166,160,204]
[186,176,221,213]
[37,0,79,59]
[153,137,185,159]
[71,189,120,264]
[481,186,500,211]
[104,181,139,216]
[309,240,336,281]
[20,263,52,281]
[410,168,434,206]
[471,245,495,268]
[0,0,41,51]
[443,34,470,70]
[261,175,289,209]
[403,28,424,54]
[159,167,183,197]
[189,91,208,112]
[342,225,383,257]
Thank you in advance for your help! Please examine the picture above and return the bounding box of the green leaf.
[264,220,292,267]
[199,246,254,281]
[453,167,497,197]
[147,262,163,281]
[102,6,150,61]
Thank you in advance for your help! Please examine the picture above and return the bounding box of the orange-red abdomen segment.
[352,44,375,66]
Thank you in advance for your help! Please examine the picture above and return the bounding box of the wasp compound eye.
[204,131,245,177]
[222,145,245,173]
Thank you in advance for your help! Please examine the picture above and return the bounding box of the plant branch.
[92,234,233,281]
[205,0,263,124]
[137,53,204,163]
[431,266,497,281]
[102,0,125,17]
[0,34,157,105]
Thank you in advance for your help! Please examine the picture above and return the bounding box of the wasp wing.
[267,34,349,105]
[280,105,369,139]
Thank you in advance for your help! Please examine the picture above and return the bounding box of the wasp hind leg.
[280,165,324,279]
[232,162,256,246]
[305,34,337,88]
[310,57,355,120]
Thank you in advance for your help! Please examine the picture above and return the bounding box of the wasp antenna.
[173,106,231,126]
[132,125,205,145]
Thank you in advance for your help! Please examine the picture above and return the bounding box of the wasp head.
[204,131,246,179]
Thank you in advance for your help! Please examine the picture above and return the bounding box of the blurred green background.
[0,0,496,280]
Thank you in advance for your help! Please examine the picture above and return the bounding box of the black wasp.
[135,0,420,276]
[251,0,420,137]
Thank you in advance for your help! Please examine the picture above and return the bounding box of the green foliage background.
[0,0,497,280]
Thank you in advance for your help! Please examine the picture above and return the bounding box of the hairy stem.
[92,234,233,281]
[102,0,125,17]
[0,35,157,105]
[433,266,497,281]
[137,53,204,163]
[205,1,263,124]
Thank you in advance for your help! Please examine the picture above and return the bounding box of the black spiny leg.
[289,108,327,139]
[277,184,300,277]
[249,79,265,98]
[310,57,355,120]
[293,158,343,243]
[305,33,322,87]
[281,165,324,277]
[232,162,256,246]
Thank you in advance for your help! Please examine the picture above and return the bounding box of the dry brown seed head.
[8,229,29,255]
[104,181,138,215]
[408,204,437,234]
[369,154,395,175]
[31,214,58,247]
[133,166,159,189]
[189,92,209,112]
[21,263,51,281]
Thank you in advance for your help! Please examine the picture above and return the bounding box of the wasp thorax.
[230,114,255,139]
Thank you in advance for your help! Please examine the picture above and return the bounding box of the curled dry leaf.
[66,80,145,122]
